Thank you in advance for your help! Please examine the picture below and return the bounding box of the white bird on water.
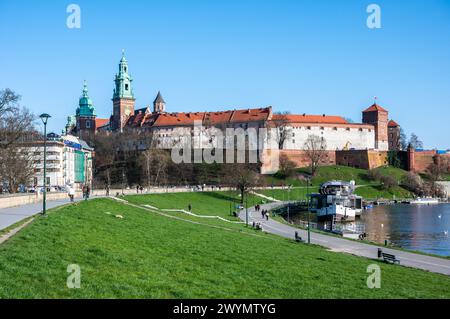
[438,214,442,219]
[444,230,448,236]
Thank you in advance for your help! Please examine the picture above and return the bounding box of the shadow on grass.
[202,191,240,203]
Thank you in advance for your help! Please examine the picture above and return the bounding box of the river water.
[359,203,450,257]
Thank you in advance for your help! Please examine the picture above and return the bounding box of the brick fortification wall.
[260,149,388,174]
[335,150,388,170]
[407,149,450,173]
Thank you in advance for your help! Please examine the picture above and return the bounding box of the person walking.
[265,211,269,221]
[68,186,75,202]
[86,185,91,200]
[105,184,110,196]
[188,203,192,212]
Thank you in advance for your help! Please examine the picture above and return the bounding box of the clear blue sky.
[1,0,449,148]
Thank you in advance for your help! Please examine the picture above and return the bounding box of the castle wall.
[336,150,387,170]
[282,124,375,151]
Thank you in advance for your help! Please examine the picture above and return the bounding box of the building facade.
[65,52,400,173]
[22,135,93,190]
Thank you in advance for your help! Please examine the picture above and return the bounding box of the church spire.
[113,50,134,100]
[153,91,166,113]
[77,80,95,117]
[112,50,136,131]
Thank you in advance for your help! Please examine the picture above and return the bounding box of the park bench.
[295,231,304,243]
[381,252,400,264]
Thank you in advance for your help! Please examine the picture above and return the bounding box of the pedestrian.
[86,185,90,200]
[68,186,75,202]
[106,184,110,196]
[266,211,269,221]
[136,185,139,193]
[188,203,192,212]
[261,209,265,219]
[140,186,144,193]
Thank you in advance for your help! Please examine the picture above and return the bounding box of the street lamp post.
[307,177,311,244]
[39,113,51,217]
[287,185,291,223]
[245,195,248,226]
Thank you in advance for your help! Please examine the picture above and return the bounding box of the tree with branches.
[303,134,327,176]
[271,112,292,150]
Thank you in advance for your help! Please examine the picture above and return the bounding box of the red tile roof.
[272,114,348,124]
[126,107,272,128]
[95,118,109,128]
[363,103,388,113]
[388,120,399,127]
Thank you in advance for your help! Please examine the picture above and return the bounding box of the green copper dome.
[113,50,135,100]
[76,81,96,117]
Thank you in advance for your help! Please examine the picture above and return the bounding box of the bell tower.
[153,91,166,113]
[362,100,389,151]
[75,81,96,141]
[112,50,135,131]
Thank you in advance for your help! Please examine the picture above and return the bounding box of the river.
[359,203,450,257]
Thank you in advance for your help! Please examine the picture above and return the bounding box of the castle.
[66,52,403,173]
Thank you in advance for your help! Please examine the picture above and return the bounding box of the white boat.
[309,180,362,222]
[410,198,439,205]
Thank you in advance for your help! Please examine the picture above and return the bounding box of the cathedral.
[65,51,401,173]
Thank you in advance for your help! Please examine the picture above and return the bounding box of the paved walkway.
[0,197,88,231]
[239,202,450,276]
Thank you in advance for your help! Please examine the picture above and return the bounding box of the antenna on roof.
[374,96,378,105]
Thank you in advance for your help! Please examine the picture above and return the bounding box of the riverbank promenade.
[240,202,450,276]
[1,193,450,276]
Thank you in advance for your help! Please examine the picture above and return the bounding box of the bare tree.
[409,133,423,149]
[222,163,260,204]
[303,134,327,176]
[0,89,36,193]
[427,157,449,182]
[0,89,35,150]
[0,145,35,193]
[271,112,292,150]
[399,127,408,150]
[278,153,296,178]
[140,149,171,186]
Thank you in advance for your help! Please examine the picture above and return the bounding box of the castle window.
[333,127,337,131]
[320,127,324,130]
[307,126,311,130]
[86,120,91,128]
[125,84,129,91]
[346,128,350,131]
[359,128,363,132]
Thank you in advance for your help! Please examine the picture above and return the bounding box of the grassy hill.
[0,195,449,298]
[125,191,266,220]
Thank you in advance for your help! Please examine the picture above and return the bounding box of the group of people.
[82,185,91,200]
[255,204,269,221]
[66,184,90,202]
[136,185,144,194]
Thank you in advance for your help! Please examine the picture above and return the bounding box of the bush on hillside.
[367,169,382,182]
[380,175,397,191]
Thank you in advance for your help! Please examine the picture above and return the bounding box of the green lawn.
[355,185,413,200]
[124,191,267,220]
[264,166,414,200]
[255,187,319,201]
[0,198,449,298]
